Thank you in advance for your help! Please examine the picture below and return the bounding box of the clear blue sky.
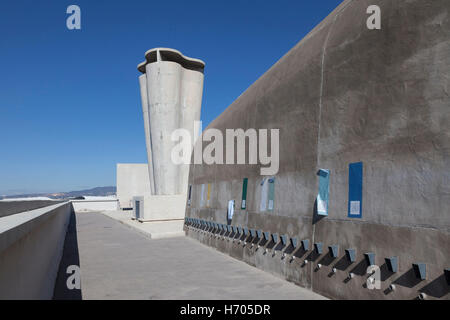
[0,0,342,195]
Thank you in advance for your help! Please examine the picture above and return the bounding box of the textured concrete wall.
[116,163,151,209]
[186,0,450,300]
[139,74,156,195]
[0,202,72,299]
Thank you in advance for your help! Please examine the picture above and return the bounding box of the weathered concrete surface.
[59,212,325,300]
[116,163,150,209]
[186,0,450,300]
[139,75,156,195]
[139,48,205,196]
[0,202,71,299]
[0,200,63,218]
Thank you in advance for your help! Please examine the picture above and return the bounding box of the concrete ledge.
[0,202,72,299]
[0,200,63,218]
[71,199,118,213]
[0,202,69,254]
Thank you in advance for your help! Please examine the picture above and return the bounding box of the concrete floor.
[58,212,325,300]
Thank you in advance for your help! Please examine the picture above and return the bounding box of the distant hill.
[0,186,116,200]
[63,186,116,198]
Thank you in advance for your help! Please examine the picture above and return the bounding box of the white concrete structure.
[138,75,156,195]
[134,48,205,226]
[116,163,151,209]
[132,195,186,222]
[138,48,205,196]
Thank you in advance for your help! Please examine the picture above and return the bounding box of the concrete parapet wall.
[186,0,450,299]
[71,199,118,213]
[0,202,72,299]
[0,200,63,218]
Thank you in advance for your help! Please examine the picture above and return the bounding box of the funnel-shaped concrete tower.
[135,48,205,222]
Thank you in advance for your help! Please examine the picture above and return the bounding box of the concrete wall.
[0,202,72,299]
[0,200,63,218]
[116,163,151,209]
[186,0,450,300]
[71,199,118,213]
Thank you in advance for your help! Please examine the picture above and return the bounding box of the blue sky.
[0,0,342,195]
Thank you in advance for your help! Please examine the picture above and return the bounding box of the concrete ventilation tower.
[135,48,205,225]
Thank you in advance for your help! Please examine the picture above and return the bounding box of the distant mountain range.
[0,186,116,200]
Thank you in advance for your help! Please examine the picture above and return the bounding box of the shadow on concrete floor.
[419,274,450,298]
[53,212,82,300]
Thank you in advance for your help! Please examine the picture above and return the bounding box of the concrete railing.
[0,202,72,299]
[0,200,64,218]
[71,199,118,213]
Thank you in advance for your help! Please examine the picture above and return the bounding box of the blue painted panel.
[364,252,376,266]
[301,239,310,251]
[280,235,288,246]
[345,249,356,262]
[385,257,398,273]
[271,233,279,243]
[314,242,323,254]
[316,169,330,216]
[290,237,298,248]
[348,162,363,218]
[329,245,339,258]
[413,263,427,280]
